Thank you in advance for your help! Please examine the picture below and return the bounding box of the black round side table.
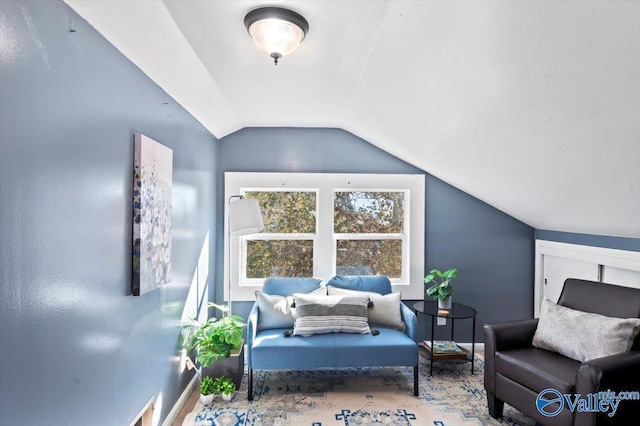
[413,301,477,376]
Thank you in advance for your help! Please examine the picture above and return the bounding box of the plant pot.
[202,341,244,389]
[200,393,214,406]
[222,392,233,402]
[438,297,452,310]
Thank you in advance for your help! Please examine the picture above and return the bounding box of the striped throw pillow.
[292,294,371,336]
[327,285,406,331]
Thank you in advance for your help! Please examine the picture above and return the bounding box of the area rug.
[182,355,536,425]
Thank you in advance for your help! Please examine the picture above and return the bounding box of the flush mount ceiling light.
[244,7,309,65]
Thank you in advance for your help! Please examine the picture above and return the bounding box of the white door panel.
[602,267,640,289]
[543,255,599,303]
[535,241,640,317]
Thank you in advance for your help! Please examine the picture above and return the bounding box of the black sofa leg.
[413,365,419,396]
[248,367,253,401]
[487,393,504,418]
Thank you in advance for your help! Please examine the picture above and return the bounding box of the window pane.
[336,240,402,278]
[246,240,314,278]
[334,192,404,233]
[245,191,316,234]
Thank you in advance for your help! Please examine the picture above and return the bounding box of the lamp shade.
[244,7,309,64]
[228,198,264,236]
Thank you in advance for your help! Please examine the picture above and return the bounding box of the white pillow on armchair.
[532,299,640,362]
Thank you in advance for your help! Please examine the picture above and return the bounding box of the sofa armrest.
[483,319,539,394]
[401,302,418,343]
[574,351,640,426]
[246,302,259,367]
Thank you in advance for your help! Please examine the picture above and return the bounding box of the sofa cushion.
[496,347,581,394]
[292,294,371,336]
[262,277,324,297]
[533,299,640,362]
[251,327,418,370]
[327,285,405,331]
[327,275,392,295]
[255,287,326,331]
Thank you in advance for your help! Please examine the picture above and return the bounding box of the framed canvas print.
[133,134,173,296]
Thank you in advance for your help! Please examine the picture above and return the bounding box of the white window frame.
[225,172,425,300]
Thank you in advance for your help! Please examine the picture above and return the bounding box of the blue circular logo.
[536,388,564,417]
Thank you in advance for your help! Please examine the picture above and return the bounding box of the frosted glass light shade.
[228,198,264,236]
[245,7,309,64]
[248,19,305,58]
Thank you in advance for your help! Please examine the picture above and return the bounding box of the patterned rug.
[183,355,536,425]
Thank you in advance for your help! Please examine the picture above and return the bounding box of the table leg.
[471,315,476,375]
[430,315,435,376]
[451,316,455,341]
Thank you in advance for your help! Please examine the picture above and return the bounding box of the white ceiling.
[65,0,640,238]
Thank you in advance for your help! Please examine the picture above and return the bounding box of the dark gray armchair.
[483,279,640,425]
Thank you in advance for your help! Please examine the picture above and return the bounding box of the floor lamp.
[227,195,264,315]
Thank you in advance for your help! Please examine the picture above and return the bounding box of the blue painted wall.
[218,128,535,343]
[0,1,217,424]
[535,230,640,252]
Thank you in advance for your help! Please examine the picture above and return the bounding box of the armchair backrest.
[558,278,640,349]
[262,277,323,296]
[326,275,392,294]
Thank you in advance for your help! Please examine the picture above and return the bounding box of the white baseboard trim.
[162,373,198,426]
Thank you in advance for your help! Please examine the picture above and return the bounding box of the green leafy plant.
[200,376,215,396]
[183,303,246,368]
[213,375,236,395]
[424,268,458,300]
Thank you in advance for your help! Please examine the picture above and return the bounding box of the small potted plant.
[199,376,215,406]
[424,268,458,309]
[213,375,236,402]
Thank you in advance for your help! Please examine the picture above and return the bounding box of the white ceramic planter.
[200,393,214,406]
[438,297,452,310]
[222,393,233,402]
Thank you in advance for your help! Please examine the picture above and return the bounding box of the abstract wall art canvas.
[133,134,173,296]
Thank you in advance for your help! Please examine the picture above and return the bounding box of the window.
[225,173,424,300]
[244,191,317,279]
[334,191,405,278]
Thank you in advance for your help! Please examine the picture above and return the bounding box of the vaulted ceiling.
[65,0,640,238]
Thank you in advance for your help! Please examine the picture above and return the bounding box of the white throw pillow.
[327,285,405,331]
[255,286,326,331]
[532,299,640,362]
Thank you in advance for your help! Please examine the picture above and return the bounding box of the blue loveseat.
[246,275,419,400]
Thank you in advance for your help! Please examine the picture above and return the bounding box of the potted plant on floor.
[213,375,236,402]
[424,268,458,309]
[183,302,246,386]
[199,376,215,406]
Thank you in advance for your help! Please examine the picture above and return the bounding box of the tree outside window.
[245,191,316,278]
[334,191,404,278]
[242,190,405,279]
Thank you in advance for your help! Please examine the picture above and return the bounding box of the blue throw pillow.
[262,277,323,296]
[326,275,392,295]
